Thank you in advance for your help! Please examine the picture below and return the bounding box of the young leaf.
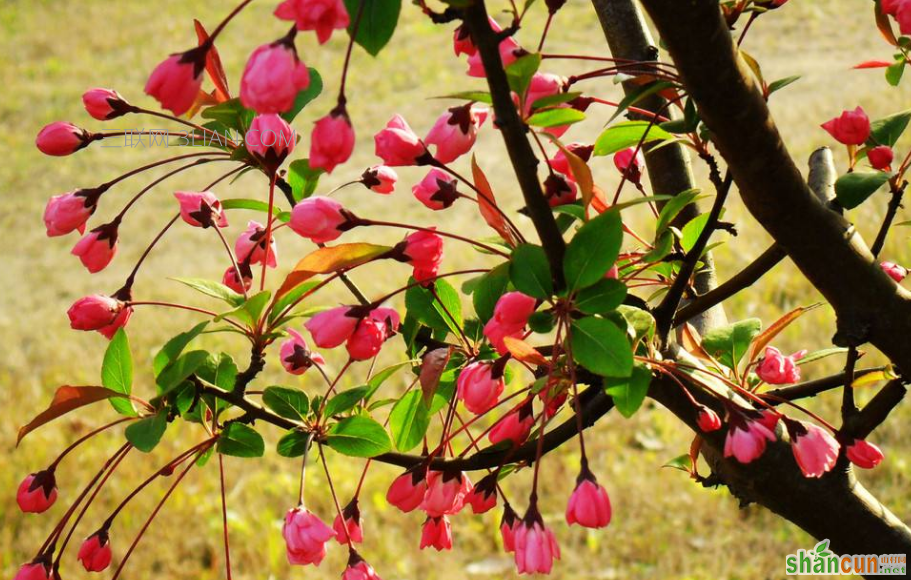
[868,109,911,147]
[221,198,291,222]
[217,422,265,458]
[389,390,431,452]
[835,171,892,209]
[342,0,401,56]
[527,108,586,128]
[197,352,238,392]
[655,189,702,236]
[281,68,323,123]
[171,277,244,306]
[570,317,634,377]
[574,278,627,314]
[564,210,623,291]
[125,412,168,453]
[270,280,322,322]
[472,263,510,322]
[326,416,392,457]
[102,328,135,416]
[509,244,554,299]
[153,321,210,376]
[263,386,309,421]
[502,336,550,367]
[747,304,820,363]
[593,121,674,156]
[324,386,371,417]
[286,158,324,202]
[472,155,515,245]
[430,278,464,339]
[605,362,652,417]
[701,319,762,371]
[276,243,391,300]
[18,386,130,444]
[506,53,542,103]
[277,430,312,458]
[156,350,209,395]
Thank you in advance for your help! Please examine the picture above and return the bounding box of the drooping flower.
[868,145,894,170]
[280,329,325,375]
[419,516,453,551]
[846,439,885,469]
[240,33,311,114]
[306,306,359,349]
[67,295,126,335]
[77,530,113,572]
[420,470,472,517]
[549,142,593,179]
[756,346,807,385]
[310,105,356,173]
[412,168,460,210]
[452,24,475,57]
[174,191,228,228]
[500,504,519,553]
[16,471,57,513]
[489,400,535,446]
[44,187,105,237]
[374,115,428,166]
[144,45,208,116]
[275,0,351,44]
[514,509,561,575]
[483,292,536,354]
[465,474,498,514]
[613,147,646,185]
[456,361,505,415]
[821,107,870,146]
[696,404,722,432]
[333,499,363,545]
[785,420,840,478]
[346,308,400,361]
[467,31,521,78]
[235,220,278,268]
[36,122,91,156]
[282,506,336,566]
[386,468,427,513]
[13,561,52,580]
[425,104,488,164]
[361,165,397,194]
[543,173,577,207]
[83,88,131,120]
[400,229,444,284]
[289,196,351,243]
[723,408,779,464]
[223,264,253,294]
[246,114,295,169]
[565,468,612,529]
[342,551,382,580]
[72,224,119,273]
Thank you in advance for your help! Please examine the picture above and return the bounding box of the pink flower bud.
[83,88,131,121]
[786,420,840,478]
[44,188,103,237]
[98,305,133,340]
[174,191,228,228]
[565,473,611,528]
[756,346,806,385]
[614,147,645,185]
[223,264,253,294]
[489,402,535,446]
[419,516,453,551]
[235,221,278,268]
[346,308,400,361]
[881,260,907,282]
[361,165,398,194]
[420,470,472,517]
[332,499,363,544]
[868,145,894,170]
[465,474,498,514]
[544,173,577,207]
[525,73,567,114]
[72,225,119,273]
[412,168,460,210]
[549,142,593,179]
[723,409,779,464]
[144,47,207,117]
[402,229,444,283]
[246,114,295,167]
[280,329,324,375]
[846,439,885,469]
[67,294,125,333]
[374,115,427,166]
[306,306,358,349]
[289,196,350,243]
[456,361,505,415]
[425,104,488,164]
[77,530,112,572]
[483,292,536,354]
[14,561,52,580]
[36,122,90,156]
[310,107,356,174]
[342,554,381,580]
[282,506,335,566]
[453,24,475,57]
[696,405,722,432]
[240,39,310,114]
[467,33,520,78]
[275,0,350,44]
[386,469,427,513]
[17,471,57,513]
[514,517,560,574]
[821,106,871,146]
[500,505,518,553]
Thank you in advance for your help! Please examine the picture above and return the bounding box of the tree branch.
[761,367,885,404]
[847,379,907,439]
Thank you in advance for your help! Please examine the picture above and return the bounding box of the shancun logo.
[785,539,906,576]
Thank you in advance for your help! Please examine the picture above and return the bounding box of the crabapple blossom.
[77,530,113,572]
[144,47,207,116]
[360,165,397,194]
[756,346,806,385]
[280,329,324,374]
[17,471,57,513]
[821,106,870,145]
[282,506,335,566]
[412,168,460,210]
[36,122,90,156]
[274,0,350,44]
[846,439,885,469]
[173,191,228,228]
[240,36,310,114]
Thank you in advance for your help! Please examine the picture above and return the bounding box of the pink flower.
[98,306,132,340]
[544,173,577,207]
[223,264,253,294]
[361,165,397,194]
[500,506,519,553]
[892,2,911,35]
[402,229,444,283]
[696,405,722,432]
[282,506,335,566]
[342,554,381,580]
[465,474,498,514]
[246,114,296,167]
[374,115,428,166]
[386,469,427,513]
[483,292,536,354]
[881,261,907,282]
[786,420,839,478]
[346,308,400,360]
[420,470,472,517]
[614,147,645,185]
[868,145,894,170]
[467,34,521,78]
[419,516,453,551]
[280,329,324,375]
[17,471,57,513]
[67,295,125,333]
[821,107,870,146]
[14,562,52,580]
[412,168,460,210]
[514,516,560,575]
[524,73,566,113]
[174,191,228,228]
[846,439,885,469]
[44,188,103,236]
[453,24,475,56]
[425,104,488,163]
[275,0,350,44]
[240,39,310,114]
[310,107,355,173]
[306,306,358,348]
[332,499,363,544]
[72,225,118,273]
[78,530,112,572]
[724,409,779,464]
[756,346,806,385]
[565,473,611,528]
[36,122,90,156]
[489,402,535,446]
[289,196,350,243]
[549,142,593,178]
[235,221,278,268]
[83,88,131,120]
[144,47,207,116]
[457,361,505,414]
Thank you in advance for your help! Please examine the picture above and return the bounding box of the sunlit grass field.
[1,1,909,579]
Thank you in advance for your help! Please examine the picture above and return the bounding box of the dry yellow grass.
[1,1,909,579]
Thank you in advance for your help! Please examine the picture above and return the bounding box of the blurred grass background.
[1,0,909,579]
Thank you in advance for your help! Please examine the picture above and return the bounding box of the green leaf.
[886,61,905,86]
[701,319,762,370]
[414,278,463,338]
[263,386,309,421]
[125,412,168,453]
[530,91,582,110]
[662,454,694,472]
[343,0,401,56]
[681,212,712,252]
[324,386,370,417]
[153,321,210,376]
[609,81,674,123]
[528,310,555,333]
[436,91,493,104]
[196,447,215,467]
[656,189,702,235]
[220,198,291,222]
[472,263,510,322]
[564,210,624,291]
[796,347,849,365]
[217,291,271,326]
[364,360,413,401]
[156,350,209,395]
[197,352,238,392]
[575,278,627,314]
[506,53,542,103]
[510,244,553,299]
[389,390,431,452]
[277,430,312,458]
[326,416,392,457]
[217,423,265,458]
[287,159,324,203]
[102,328,135,416]
[527,108,586,128]
[868,110,911,147]
[270,280,322,322]
[171,277,244,306]
[571,317,634,377]
[605,362,652,417]
[643,230,675,263]
[281,68,323,122]
[202,98,254,132]
[835,171,892,209]
[617,305,655,345]
[593,121,675,156]
[767,75,801,96]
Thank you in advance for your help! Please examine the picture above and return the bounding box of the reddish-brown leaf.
[18,386,128,445]
[854,60,892,69]
[275,243,391,300]
[471,154,516,246]
[419,347,452,405]
[194,19,231,102]
[747,303,821,364]
[503,336,550,367]
[874,3,899,47]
